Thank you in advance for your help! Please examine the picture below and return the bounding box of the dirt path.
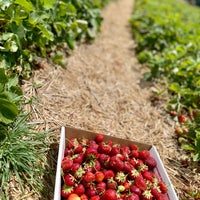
[21,0,198,199]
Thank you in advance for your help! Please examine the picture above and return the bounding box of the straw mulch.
[19,0,199,199]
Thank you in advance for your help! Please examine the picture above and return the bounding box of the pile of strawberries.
[61,134,168,200]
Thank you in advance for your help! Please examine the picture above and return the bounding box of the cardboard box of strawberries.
[54,126,178,200]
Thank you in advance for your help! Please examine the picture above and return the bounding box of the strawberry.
[79,138,89,146]
[83,171,95,182]
[73,153,84,164]
[95,134,104,143]
[125,194,139,200]
[141,190,153,200]
[96,181,106,194]
[130,144,138,151]
[138,150,150,159]
[89,140,99,150]
[103,170,115,180]
[158,181,167,193]
[98,142,112,154]
[156,193,169,200]
[178,115,187,123]
[129,158,137,167]
[109,156,124,172]
[74,184,85,196]
[123,181,130,191]
[71,163,80,175]
[95,171,105,183]
[106,178,117,189]
[74,143,83,154]
[85,186,97,197]
[169,110,177,117]
[110,145,121,156]
[65,148,73,157]
[150,188,161,199]
[92,160,101,172]
[98,154,110,168]
[85,148,98,160]
[129,168,140,179]
[62,157,73,172]
[90,195,100,200]
[80,194,88,200]
[115,172,127,184]
[68,138,78,149]
[64,174,75,186]
[101,189,117,200]
[61,184,74,198]
[123,161,134,172]
[74,166,85,179]
[144,156,157,170]
[130,185,142,195]
[142,171,153,182]
[68,193,81,200]
[130,150,139,158]
[134,175,147,191]
[120,146,131,160]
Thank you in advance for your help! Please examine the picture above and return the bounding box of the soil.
[19,0,199,199]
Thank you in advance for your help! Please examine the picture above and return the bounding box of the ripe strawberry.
[158,181,167,193]
[68,193,81,200]
[73,153,84,164]
[61,184,74,198]
[129,158,137,167]
[115,172,127,184]
[71,163,80,175]
[74,184,85,196]
[120,146,131,160]
[62,157,73,172]
[92,160,101,172]
[95,134,104,143]
[134,175,147,191]
[130,150,139,158]
[125,194,139,200]
[129,168,140,179]
[174,126,183,135]
[156,193,168,200]
[109,156,124,172]
[138,150,150,159]
[101,189,117,200]
[74,166,85,179]
[110,145,121,156]
[144,156,157,170]
[123,181,130,191]
[64,174,75,186]
[89,140,99,149]
[85,147,98,160]
[85,186,97,197]
[178,115,187,123]
[98,154,110,168]
[79,138,89,146]
[103,170,115,180]
[142,171,153,182]
[74,143,83,154]
[83,171,95,182]
[64,148,73,157]
[150,188,161,199]
[106,178,117,189]
[80,194,88,200]
[95,171,105,182]
[90,195,100,200]
[98,142,112,154]
[130,144,139,151]
[130,185,142,195]
[123,161,134,172]
[96,181,106,194]
[169,110,177,117]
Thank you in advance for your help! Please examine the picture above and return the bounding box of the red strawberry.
[64,148,73,157]
[85,148,98,160]
[178,115,187,123]
[61,184,74,198]
[130,150,139,158]
[156,193,168,200]
[141,190,153,200]
[61,157,73,172]
[89,141,99,150]
[98,142,112,154]
[106,178,117,189]
[85,186,97,197]
[130,144,138,151]
[73,153,84,164]
[95,171,105,182]
[129,168,140,179]
[74,184,85,196]
[103,170,115,180]
[125,194,139,200]
[90,195,100,200]
[64,174,75,186]
[71,163,80,175]
[74,143,83,153]
[123,161,134,172]
[92,160,101,172]
[68,138,78,149]
[129,158,137,167]
[83,171,95,182]
[142,171,153,182]
[95,134,104,143]
[150,188,161,199]
[115,172,127,184]
[138,150,150,159]
[80,194,88,200]
[109,156,124,172]
[130,185,142,195]
[101,189,117,200]
[158,181,167,193]
[144,156,157,170]
[110,145,121,156]
[98,154,110,168]
[74,166,85,180]
[134,175,147,191]
[120,146,131,160]
[123,181,130,191]
[96,181,106,194]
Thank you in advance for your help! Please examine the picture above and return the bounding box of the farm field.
[0,0,199,199]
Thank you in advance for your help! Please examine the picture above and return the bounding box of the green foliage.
[0,114,49,199]
[0,0,108,78]
[131,0,200,161]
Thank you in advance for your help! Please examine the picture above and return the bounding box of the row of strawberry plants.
[0,0,108,79]
[0,0,109,198]
[130,0,200,162]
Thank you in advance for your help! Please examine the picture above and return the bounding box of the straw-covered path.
[21,0,199,199]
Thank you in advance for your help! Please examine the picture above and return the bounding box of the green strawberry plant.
[131,0,200,162]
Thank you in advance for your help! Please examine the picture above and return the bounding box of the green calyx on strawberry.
[61,184,74,198]
[115,172,127,184]
[141,190,153,200]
